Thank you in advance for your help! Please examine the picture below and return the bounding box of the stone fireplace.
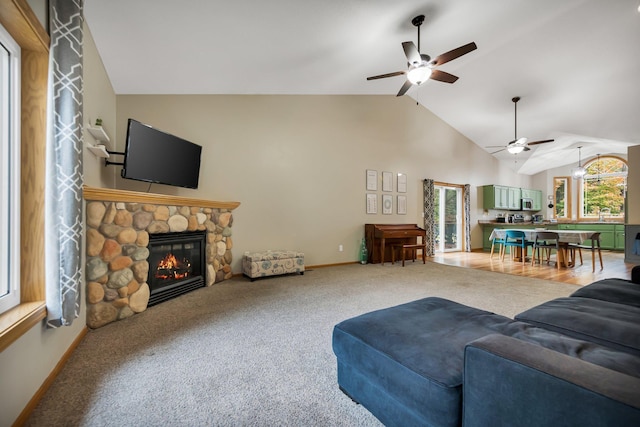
[83,186,240,328]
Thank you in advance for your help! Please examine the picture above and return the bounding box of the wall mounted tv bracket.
[104,150,125,167]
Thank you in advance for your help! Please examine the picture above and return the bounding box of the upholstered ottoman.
[332,297,518,427]
[242,250,305,281]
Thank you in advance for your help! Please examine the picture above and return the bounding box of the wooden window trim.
[0,0,50,351]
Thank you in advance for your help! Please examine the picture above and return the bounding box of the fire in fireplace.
[156,253,192,280]
[147,231,206,306]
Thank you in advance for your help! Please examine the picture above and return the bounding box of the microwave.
[521,198,534,211]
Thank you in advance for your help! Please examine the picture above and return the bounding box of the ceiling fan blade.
[486,145,506,148]
[430,69,459,84]
[523,146,531,151]
[431,42,477,67]
[367,71,406,81]
[402,41,421,65]
[396,79,413,97]
[527,139,554,146]
[490,148,506,154]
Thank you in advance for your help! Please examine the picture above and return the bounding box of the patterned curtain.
[45,0,84,327]
[422,179,435,256]
[464,184,471,252]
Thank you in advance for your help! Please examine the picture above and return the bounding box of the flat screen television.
[121,119,202,189]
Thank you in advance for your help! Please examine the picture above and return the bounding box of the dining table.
[488,228,594,267]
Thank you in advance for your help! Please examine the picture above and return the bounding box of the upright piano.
[365,224,427,264]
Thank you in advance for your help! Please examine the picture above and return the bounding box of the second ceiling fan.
[488,97,554,154]
[367,15,477,96]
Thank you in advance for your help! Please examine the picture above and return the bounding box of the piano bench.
[391,243,426,267]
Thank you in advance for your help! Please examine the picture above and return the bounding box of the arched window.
[579,156,627,220]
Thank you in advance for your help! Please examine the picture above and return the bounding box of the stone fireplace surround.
[83,186,240,329]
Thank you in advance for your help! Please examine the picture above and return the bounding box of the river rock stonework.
[85,200,234,329]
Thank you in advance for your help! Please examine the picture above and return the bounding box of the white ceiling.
[84,0,640,175]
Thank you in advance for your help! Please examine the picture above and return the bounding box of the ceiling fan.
[367,14,477,96]
[487,97,554,155]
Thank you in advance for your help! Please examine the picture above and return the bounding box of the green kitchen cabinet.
[521,188,543,211]
[615,225,625,250]
[531,190,543,211]
[485,186,542,211]
[483,226,495,251]
[483,185,510,210]
[508,187,522,210]
[557,224,576,230]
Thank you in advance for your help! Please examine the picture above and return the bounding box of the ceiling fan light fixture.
[507,144,525,154]
[407,64,432,85]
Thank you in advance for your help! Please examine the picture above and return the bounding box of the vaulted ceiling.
[84,0,640,175]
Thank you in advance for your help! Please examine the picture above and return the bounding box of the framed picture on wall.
[382,194,393,214]
[366,170,377,191]
[397,173,407,193]
[382,171,393,192]
[366,193,377,214]
[397,195,407,214]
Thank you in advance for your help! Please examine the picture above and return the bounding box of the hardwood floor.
[430,250,635,286]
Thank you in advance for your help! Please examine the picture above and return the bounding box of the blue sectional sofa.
[332,266,640,426]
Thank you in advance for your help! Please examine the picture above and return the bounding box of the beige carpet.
[26,261,580,426]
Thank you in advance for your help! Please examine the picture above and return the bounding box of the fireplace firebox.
[147,231,206,306]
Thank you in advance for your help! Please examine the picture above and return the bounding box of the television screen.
[122,119,202,189]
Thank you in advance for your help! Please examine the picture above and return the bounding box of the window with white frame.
[0,23,21,314]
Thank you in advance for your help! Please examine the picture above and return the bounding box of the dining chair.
[501,230,534,263]
[531,231,561,268]
[490,232,505,259]
[569,232,603,272]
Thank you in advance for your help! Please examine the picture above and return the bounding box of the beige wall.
[115,95,532,269]
[0,21,116,427]
[83,24,118,188]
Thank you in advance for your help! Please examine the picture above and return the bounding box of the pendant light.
[571,146,586,179]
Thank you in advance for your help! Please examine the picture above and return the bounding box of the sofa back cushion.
[515,297,640,356]
[571,278,640,308]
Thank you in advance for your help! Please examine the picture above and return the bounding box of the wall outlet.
[338,244,343,252]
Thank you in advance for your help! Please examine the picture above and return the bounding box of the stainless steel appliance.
[532,214,544,223]
[521,198,534,210]
[512,214,525,223]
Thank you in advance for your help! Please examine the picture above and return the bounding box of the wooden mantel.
[83,186,241,210]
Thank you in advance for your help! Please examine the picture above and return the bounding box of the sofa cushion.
[515,297,640,356]
[332,297,516,427]
[501,324,640,377]
[571,278,640,308]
